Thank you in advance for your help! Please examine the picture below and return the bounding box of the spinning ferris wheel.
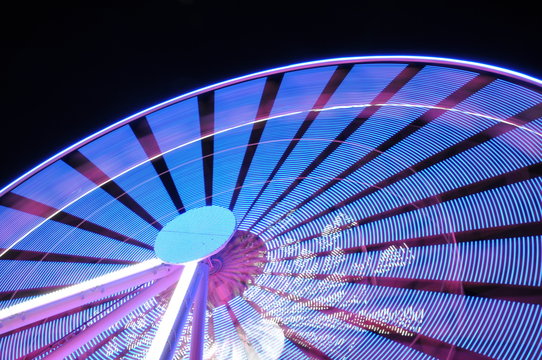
[0,56,540,360]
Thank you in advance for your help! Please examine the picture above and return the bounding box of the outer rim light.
[1,55,541,197]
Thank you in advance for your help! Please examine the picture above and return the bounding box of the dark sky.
[1,0,540,188]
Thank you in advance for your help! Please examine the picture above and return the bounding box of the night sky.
[1,0,540,188]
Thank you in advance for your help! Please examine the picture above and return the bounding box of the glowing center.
[153,206,236,264]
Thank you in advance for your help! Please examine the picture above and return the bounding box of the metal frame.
[145,261,208,360]
[42,268,183,359]
[190,262,209,360]
[0,260,210,359]
[0,259,171,335]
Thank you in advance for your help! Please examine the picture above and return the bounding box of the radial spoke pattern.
[0,57,541,360]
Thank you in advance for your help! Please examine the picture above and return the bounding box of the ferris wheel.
[0,56,540,360]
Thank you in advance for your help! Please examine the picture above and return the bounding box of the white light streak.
[145,261,198,360]
[0,258,167,334]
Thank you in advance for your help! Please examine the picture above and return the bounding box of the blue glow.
[11,160,96,210]
[0,261,127,293]
[162,142,206,210]
[10,219,151,261]
[212,78,266,207]
[325,63,406,108]
[269,66,337,116]
[64,186,158,245]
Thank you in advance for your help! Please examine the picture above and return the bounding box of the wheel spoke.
[0,259,174,335]
[41,267,183,359]
[146,261,207,360]
[190,262,209,360]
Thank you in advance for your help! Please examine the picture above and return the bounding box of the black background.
[1,0,540,188]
